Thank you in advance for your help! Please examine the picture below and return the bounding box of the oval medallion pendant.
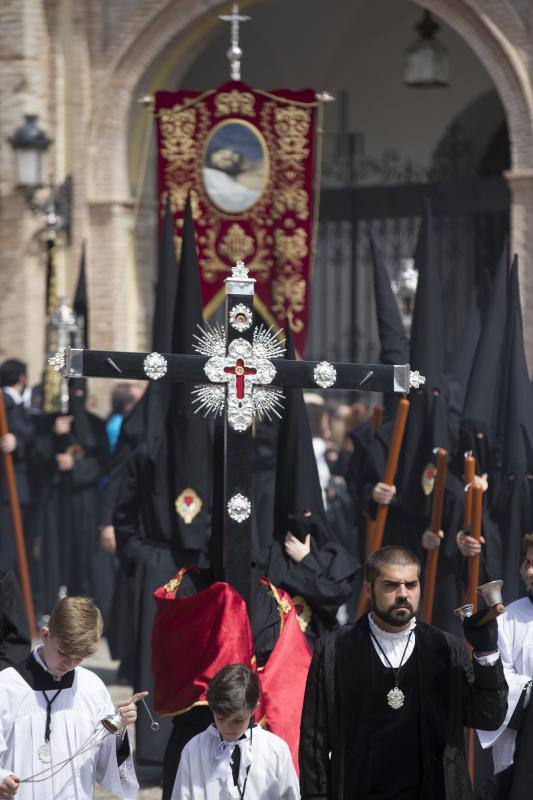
[387,687,405,710]
[37,742,52,764]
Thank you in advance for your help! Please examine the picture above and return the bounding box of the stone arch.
[87,0,533,357]
[412,0,533,171]
[89,0,533,198]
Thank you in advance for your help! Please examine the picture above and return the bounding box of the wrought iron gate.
[306,176,510,368]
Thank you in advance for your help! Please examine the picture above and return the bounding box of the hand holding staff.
[421,448,448,623]
[370,398,410,553]
[356,398,410,619]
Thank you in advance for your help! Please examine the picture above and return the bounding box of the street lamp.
[8,114,71,241]
[404,11,450,88]
[9,114,51,190]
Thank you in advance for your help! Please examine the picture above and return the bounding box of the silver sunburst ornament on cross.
[192,322,285,431]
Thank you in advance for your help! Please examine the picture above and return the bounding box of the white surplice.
[0,662,138,799]
[477,595,533,773]
[171,724,300,799]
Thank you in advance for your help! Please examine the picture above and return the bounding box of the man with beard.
[299,546,508,800]
[477,533,533,798]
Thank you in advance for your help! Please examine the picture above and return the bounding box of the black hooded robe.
[299,617,508,800]
[114,435,208,771]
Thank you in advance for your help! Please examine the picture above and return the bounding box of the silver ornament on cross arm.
[409,370,426,390]
[143,352,168,380]
[48,351,66,373]
[313,360,337,389]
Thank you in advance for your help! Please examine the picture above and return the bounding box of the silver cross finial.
[219,3,251,81]
[232,260,249,279]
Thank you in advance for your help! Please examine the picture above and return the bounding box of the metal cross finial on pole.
[219,3,251,81]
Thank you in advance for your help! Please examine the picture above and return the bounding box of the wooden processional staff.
[0,392,36,636]
[421,448,448,624]
[355,397,410,619]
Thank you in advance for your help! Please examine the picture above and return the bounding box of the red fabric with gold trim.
[155,80,318,355]
[151,571,311,772]
[151,569,254,716]
[257,581,312,773]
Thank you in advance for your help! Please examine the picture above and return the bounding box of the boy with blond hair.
[0,596,141,799]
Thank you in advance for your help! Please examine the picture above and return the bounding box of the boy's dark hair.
[0,359,27,388]
[207,664,260,718]
[364,546,420,586]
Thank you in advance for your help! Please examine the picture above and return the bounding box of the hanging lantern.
[404,11,450,88]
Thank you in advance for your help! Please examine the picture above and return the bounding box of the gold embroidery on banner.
[273,107,311,165]
[158,94,314,326]
[218,224,255,263]
[174,235,182,263]
[274,228,308,266]
[273,187,309,220]
[271,274,306,333]
[214,91,255,118]
[159,105,198,170]
[244,227,273,282]
[162,184,201,219]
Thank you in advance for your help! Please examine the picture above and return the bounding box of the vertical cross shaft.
[223,265,255,611]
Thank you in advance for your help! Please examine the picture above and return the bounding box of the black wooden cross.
[50,262,424,610]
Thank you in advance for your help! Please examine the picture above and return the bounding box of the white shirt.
[368,613,499,668]
[368,613,417,668]
[478,595,533,773]
[172,723,300,799]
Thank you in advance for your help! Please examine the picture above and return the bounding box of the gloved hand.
[462,609,499,653]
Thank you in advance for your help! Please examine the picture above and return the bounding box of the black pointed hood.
[522,425,533,533]
[492,259,532,601]
[69,243,93,444]
[394,201,449,513]
[448,286,483,414]
[462,240,508,439]
[409,199,445,388]
[153,197,180,353]
[73,241,88,348]
[369,230,409,365]
[273,321,329,546]
[499,258,531,476]
[156,192,212,553]
[119,196,179,450]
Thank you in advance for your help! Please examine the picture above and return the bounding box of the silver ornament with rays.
[191,322,285,431]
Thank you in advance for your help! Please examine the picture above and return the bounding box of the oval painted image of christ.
[202,120,268,214]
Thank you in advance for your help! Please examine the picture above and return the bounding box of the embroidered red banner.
[155,80,318,354]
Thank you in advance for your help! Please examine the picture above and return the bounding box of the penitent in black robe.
[299,616,507,800]
[114,437,208,772]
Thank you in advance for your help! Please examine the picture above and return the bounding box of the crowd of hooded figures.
[0,198,532,799]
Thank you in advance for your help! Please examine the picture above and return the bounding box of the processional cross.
[50,262,424,610]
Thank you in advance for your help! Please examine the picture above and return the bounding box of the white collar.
[32,645,72,682]
[207,724,254,785]
[368,612,416,641]
[3,385,32,408]
[3,386,23,405]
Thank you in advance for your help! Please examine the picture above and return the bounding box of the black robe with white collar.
[299,616,507,800]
